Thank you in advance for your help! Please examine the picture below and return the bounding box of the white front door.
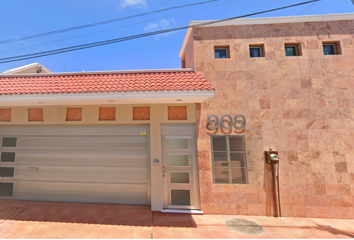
[161,124,200,210]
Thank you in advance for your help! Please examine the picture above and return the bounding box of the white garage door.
[0,125,149,204]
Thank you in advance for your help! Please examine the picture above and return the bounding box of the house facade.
[179,13,354,219]
[0,68,214,213]
[0,13,353,219]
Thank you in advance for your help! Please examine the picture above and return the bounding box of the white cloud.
[144,19,177,40]
[120,0,146,9]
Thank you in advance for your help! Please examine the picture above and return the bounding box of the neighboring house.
[0,12,353,220]
[179,13,354,219]
[1,62,51,75]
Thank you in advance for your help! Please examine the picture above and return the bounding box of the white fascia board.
[0,90,214,106]
[190,13,354,27]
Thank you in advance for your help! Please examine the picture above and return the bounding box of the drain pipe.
[265,150,281,217]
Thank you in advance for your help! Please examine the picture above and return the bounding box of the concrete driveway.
[0,199,353,239]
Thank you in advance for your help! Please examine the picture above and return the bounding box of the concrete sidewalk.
[0,200,353,239]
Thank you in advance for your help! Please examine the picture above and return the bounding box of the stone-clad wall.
[190,19,354,219]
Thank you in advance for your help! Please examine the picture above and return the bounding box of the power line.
[0,0,238,55]
[0,0,219,45]
[72,0,165,58]
[296,1,318,15]
[0,0,322,64]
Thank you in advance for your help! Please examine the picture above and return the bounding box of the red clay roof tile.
[0,70,214,95]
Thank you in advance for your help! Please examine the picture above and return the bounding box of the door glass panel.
[171,190,190,206]
[170,172,189,184]
[1,152,15,162]
[214,168,229,183]
[169,139,188,149]
[170,155,188,166]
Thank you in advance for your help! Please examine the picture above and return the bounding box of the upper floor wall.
[180,13,354,72]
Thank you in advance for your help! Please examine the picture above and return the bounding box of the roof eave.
[0,90,215,106]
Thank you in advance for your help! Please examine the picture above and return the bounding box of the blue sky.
[0,0,352,73]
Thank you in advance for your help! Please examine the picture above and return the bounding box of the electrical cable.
[0,0,322,64]
[277,163,281,217]
[0,0,239,55]
[0,0,220,45]
[296,1,318,15]
[0,0,239,54]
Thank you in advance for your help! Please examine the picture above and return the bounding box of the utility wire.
[0,0,322,64]
[296,1,318,15]
[0,0,238,55]
[72,0,164,57]
[0,0,219,45]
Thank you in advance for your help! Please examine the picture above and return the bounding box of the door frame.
[161,124,200,210]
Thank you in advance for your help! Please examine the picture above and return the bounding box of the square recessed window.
[323,42,340,55]
[249,45,264,58]
[214,47,229,58]
[285,44,300,57]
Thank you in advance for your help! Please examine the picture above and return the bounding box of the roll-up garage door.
[0,125,149,204]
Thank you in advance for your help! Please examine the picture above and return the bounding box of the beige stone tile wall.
[182,30,195,69]
[191,20,354,219]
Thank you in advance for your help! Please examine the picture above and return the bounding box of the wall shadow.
[0,200,197,228]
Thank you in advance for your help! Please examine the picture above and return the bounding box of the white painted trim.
[0,90,214,101]
[161,209,203,214]
[0,90,214,106]
[190,13,354,27]
[165,136,192,139]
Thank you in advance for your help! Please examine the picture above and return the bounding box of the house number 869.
[207,114,246,130]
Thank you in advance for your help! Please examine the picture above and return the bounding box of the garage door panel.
[0,125,147,136]
[16,136,147,151]
[15,155,147,167]
[15,166,147,184]
[14,181,148,204]
[0,125,149,205]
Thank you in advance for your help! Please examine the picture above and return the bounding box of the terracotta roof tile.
[0,70,214,95]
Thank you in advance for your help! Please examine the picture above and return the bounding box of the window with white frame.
[211,135,248,184]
